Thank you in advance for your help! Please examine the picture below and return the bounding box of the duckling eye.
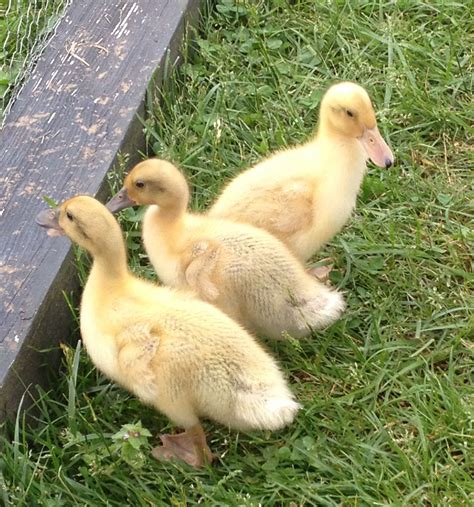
[135,180,145,189]
[346,109,354,118]
[66,211,74,221]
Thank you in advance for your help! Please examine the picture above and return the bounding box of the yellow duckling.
[107,159,345,339]
[209,81,394,262]
[36,196,299,468]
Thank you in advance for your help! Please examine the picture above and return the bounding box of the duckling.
[209,81,394,263]
[36,196,299,468]
[106,159,345,339]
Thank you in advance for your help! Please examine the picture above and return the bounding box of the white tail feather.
[233,391,301,431]
[306,288,346,328]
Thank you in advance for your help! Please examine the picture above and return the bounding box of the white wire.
[1,0,73,124]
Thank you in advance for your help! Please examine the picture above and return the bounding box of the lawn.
[1,0,473,505]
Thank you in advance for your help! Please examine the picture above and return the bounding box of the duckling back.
[153,216,345,340]
[208,222,345,338]
[209,144,319,260]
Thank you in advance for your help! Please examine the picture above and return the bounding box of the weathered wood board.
[0,0,201,420]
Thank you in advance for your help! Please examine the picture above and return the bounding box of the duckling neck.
[148,203,187,243]
[89,235,129,286]
[152,188,189,226]
[159,202,187,223]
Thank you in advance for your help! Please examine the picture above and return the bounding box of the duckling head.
[107,159,190,217]
[319,81,394,169]
[36,195,123,257]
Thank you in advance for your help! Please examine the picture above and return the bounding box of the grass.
[1,0,473,504]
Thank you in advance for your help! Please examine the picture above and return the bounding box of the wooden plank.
[0,0,201,420]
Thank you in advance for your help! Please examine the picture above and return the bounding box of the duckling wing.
[217,179,314,237]
[116,323,160,402]
[183,240,221,302]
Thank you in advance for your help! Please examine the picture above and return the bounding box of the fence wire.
[0,0,72,123]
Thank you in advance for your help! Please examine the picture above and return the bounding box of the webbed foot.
[151,424,215,468]
[307,258,334,283]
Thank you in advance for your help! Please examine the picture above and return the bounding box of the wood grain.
[0,0,201,419]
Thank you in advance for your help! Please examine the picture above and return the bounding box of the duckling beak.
[106,187,136,213]
[35,208,65,237]
[359,126,394,169]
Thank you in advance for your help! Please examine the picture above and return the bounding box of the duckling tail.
[233,390,301,431]
[288,286,345,337]
[306,287,346,328]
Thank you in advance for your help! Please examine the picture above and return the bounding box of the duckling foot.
[151,425,215,468]
[307,258,334,283]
